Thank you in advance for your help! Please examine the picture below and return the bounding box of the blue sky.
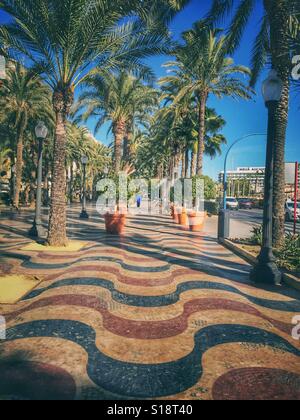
[1,0,299,180]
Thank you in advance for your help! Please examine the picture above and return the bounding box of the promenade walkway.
[0,206,300,400]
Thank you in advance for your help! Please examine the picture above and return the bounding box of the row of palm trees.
[0,0,190,246]
[207,0,299,247]
[0,0,299,248]
[0,63,53,209]
[159,22,253,177]
[75,70,159,174]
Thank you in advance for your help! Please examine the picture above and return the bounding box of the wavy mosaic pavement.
[0,208,300,400]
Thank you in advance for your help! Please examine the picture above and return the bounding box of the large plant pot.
[105,212,126,235]
[171,205,180,223]
[188,211,206,232]
[170,204,175,218]
[178,208,188,229]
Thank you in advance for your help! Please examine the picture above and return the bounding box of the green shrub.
[248,225,263,246]
[192,175,217,201]
[275,234,300,274]
[204,201,219,215]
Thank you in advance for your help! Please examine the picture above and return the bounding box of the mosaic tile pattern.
[0,208,300,400]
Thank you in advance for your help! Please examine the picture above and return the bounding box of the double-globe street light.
[80,155,89,219]
[29,121,48,239]
[250,70,283,286]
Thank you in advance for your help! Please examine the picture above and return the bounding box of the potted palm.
[105,208,127,235]
[188,210,206,232]
[178,207,189,229]
[170,203,179,223]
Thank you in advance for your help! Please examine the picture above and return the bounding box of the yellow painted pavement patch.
[21,241,88,253]
[0,275,42,304]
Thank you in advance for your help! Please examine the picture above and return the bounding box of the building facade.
[219,167,265,195]
[219,164,300,198]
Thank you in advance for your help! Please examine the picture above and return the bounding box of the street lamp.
[218,133,265,240]
[250,70,283,286]
[10,164,16,207]
[29,122,48,239]
[80,155,89,219]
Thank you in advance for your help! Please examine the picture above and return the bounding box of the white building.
[219,167,265,194]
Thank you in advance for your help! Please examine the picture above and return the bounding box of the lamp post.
[29,121,48,239]
[10,164,16,207]
[218,133,265,240]
[250,70,283,286]
[222,134,266,211]
[80,155,89,219]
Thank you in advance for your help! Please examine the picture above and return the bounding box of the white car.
[285,201,300,222]
[226,197,239,211]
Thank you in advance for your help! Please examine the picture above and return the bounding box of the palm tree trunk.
[196,93,207,176]
[185,149,189,178]
[113,120,126,173]
[70,164,74,204]
[48,88,73,247]
[174,152,181,178]
[123,135,128,161]
[48,110,68,246]
[264,0,290,248]
[272,83,289,247]
[190,148,197,178]
[14,116,26,209]
[181,152,186,179]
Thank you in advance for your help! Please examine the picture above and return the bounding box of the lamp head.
[35,121,48,140]
[262,69,283,104]
[81,155,88,165]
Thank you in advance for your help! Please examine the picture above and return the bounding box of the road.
[229,209,300,239]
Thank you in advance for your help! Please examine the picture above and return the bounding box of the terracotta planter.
[188,211,206,232]
[105,212,126,235]
[170,204,175,218]
[178,208,189,229]
[171,206,179,223]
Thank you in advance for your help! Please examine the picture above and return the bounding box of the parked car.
[226,197,239,211]
[285,201,300,222]
[238,198,254,210]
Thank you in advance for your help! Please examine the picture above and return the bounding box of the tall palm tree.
[207,0,294,246]
[0,63,52,209]
[160,22,252,176]
[66,123,111,202]
[76,71,158,173]
[0,0,186,246]
[143,100,227,179]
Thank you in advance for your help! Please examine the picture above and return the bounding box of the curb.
[219,238,300,292]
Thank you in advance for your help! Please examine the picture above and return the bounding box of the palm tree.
[182,107,227,177]
[160,22,252,176]
[0,0,186,246]
[140,99,227,180]
[0,63,52,209]
[76,71,158,173]
[207,0,294,247]
[66,123,111,203]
